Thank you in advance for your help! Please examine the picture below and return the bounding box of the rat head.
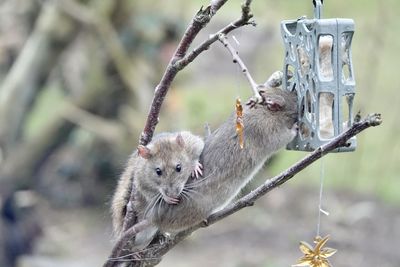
[137,133,192,205]
[258,86,298,128]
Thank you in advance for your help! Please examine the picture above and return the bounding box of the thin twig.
[174,1,255,71]
[217,33,261,101]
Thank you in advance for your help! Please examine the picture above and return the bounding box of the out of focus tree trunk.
[0,3,80,156]
[0,0,163,265]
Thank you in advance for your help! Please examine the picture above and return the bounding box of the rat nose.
[165,187,181,199]
[161,188,180,205]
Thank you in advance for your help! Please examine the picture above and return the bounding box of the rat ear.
[176,133,185,148]
[265,95,285,112]
[137,145,152,159]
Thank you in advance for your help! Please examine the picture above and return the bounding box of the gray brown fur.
[111,84,297,249]
[111,131,204,237]
[151,86,298,232]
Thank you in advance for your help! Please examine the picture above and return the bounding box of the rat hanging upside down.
[111,72,298,250]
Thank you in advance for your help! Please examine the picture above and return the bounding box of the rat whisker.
[144,194,162,218]
[180,190,193,202]
[153,195,163,216]
[182,187,198,196]
[156,196,164,219]
[144,194,159,216]
[183,187,202,197]
[179,191,189,202]
[185,176,209,188]
[188,175,210,185]
[185,170,216,189]
[107,244,159,260]
[108,256,161,262]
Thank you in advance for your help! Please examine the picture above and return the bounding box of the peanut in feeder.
[282,0,356,152]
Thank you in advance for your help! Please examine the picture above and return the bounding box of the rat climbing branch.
[112,113,382,267]
[217,34,261,101]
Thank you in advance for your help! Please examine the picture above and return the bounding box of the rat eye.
[175,164,182,172]
[155,168,162,176]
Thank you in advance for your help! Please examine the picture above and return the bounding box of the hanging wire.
[313,0,323,19]
[316,158,329,237]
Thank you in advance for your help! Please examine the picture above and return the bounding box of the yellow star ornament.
[292,235,337,267]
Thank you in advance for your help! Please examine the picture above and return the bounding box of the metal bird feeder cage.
[281,0,356,152]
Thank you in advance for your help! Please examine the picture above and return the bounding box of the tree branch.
[174,1,255,71]
[104,113,382,266]
[217,33,261,100]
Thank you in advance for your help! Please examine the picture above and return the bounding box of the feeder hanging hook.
[313,0,323,19]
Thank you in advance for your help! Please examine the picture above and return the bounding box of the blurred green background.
[0,0,398,266]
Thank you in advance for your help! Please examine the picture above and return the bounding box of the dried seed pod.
[235,98,244,149]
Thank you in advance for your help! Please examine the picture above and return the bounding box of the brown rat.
[111,131,204,241]
[111,73,298,252]
[152,83,298,232]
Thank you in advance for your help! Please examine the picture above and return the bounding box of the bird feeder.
[281,0,356,152]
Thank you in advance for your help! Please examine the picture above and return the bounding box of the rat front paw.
[246,94,264,108]
[191,161,203,178]
[264,70,284,88]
